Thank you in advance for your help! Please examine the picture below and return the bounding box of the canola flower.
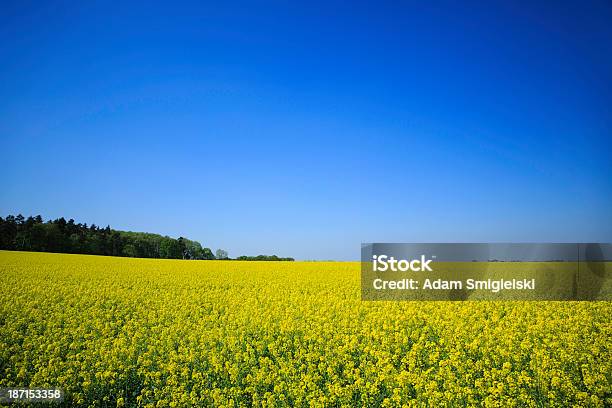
[0,251,610,407]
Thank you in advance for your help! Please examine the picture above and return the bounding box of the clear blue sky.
[1,1,611,260]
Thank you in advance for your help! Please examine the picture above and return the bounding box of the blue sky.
[1,1,611,260]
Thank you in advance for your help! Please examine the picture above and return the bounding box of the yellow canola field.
[0,251,610,407]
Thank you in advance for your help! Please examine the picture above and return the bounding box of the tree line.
[235,255,295,261]
[0,215,293,261]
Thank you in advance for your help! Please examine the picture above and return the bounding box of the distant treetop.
[0,214,293,261]
[236,255,295,261]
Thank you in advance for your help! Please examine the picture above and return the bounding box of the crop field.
[0,251,610,407]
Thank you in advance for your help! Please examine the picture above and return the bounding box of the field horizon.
[1,250,610,406]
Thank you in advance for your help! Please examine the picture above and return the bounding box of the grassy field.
[0,251,610,407]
